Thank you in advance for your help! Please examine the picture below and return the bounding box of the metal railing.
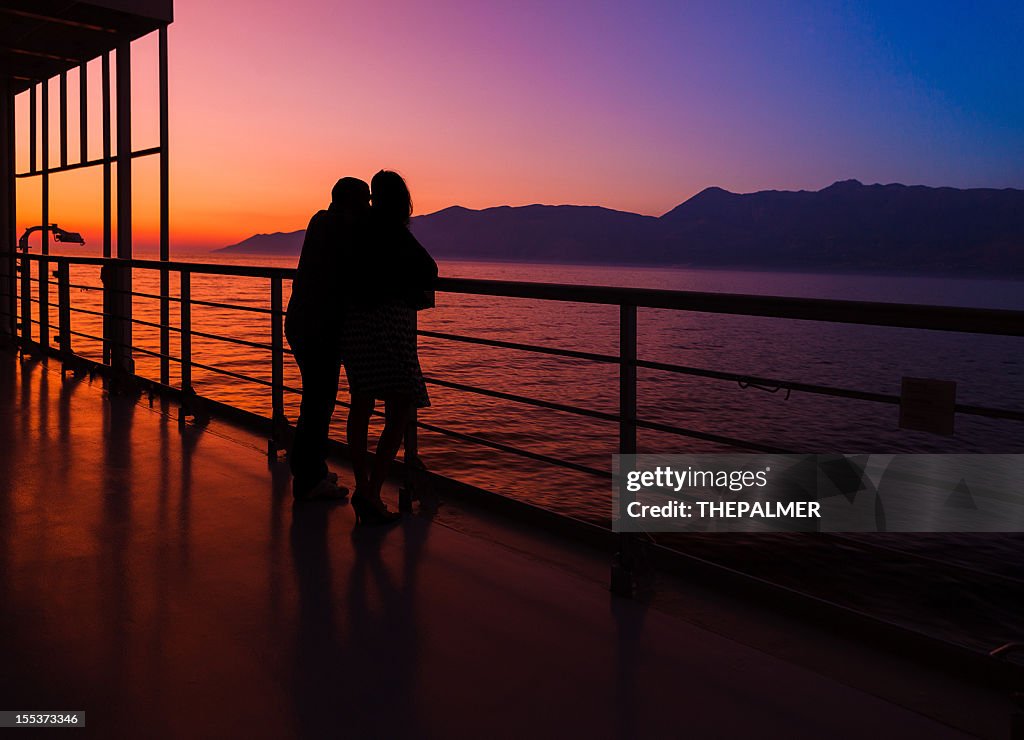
[3,251,1024,481]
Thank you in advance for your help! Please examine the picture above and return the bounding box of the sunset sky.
[13,0,1024,252]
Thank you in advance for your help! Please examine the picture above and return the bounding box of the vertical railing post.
[612,303,640,597]
[269,275,286,456]
[180,269,191,393]
[4,252,13,340]
[100,262,112,366]
[2,254,13,339]
[19,253,30,344]
[56,259,71,358]
[160,263,170,384]
[178,269,192,429]
[405,310,419,460]
[399,310,420,512]
[619,304,637,454]
[102,260,131,373]
[38,255,49,349]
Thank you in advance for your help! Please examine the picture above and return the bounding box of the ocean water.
[23,253,1024,650]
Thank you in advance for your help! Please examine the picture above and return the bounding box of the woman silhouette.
[343,170,437,525]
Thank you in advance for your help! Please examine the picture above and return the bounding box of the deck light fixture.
[18,224,86,252]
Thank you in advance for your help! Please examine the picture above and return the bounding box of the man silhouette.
[285,177,370,500]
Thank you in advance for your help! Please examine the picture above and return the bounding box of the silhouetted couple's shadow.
[287,496,433,736]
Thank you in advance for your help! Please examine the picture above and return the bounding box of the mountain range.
[216,180,1024,275]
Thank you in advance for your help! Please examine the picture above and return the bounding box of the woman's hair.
[370,170,413,225]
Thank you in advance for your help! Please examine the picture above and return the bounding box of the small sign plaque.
[899,377,956,436]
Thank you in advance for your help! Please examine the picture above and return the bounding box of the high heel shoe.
[351,492,401,526]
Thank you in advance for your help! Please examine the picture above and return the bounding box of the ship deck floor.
[0,348,1006,739]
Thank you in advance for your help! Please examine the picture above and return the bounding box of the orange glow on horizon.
[10,3,728,255]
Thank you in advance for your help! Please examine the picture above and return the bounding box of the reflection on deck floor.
[0,350,972,739]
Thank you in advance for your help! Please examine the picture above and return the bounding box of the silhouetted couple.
[285,171,437,525]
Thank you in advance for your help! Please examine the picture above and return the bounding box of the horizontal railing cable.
[419,329,619,364]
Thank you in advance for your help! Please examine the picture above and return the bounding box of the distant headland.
[216,180,1024,276]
